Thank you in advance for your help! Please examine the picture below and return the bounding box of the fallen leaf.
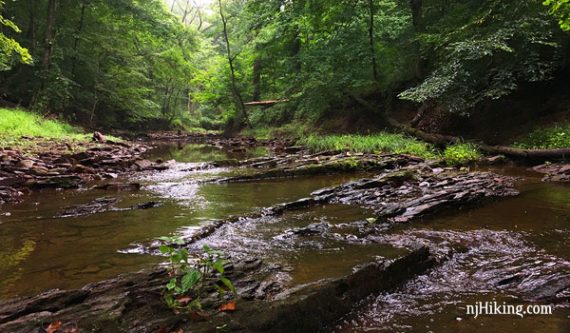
[45,321,62,333]
[219,301,236,312]
[176,296,192,306]
[169,329,184,333]
[189,311,210,321]
[155,326,168,333]
[62,327,79,333]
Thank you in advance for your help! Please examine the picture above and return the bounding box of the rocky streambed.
[0,138,569,333]
[0,138,163,205]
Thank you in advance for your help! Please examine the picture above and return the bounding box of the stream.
[0,142,568,332]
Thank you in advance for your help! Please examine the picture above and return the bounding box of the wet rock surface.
[212,152,418,183]
[0,140,153,205]
[145,131,296,153]
[309,167,519,223]
[5,137,563,332]
[55,197,161,218]
[0,247,439,333]
[532,163,570,182]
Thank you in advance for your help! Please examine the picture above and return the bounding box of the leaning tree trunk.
[217,0,251,128]
[368,0,379,81]
[71,2,87,78]
[42,0,58,71]
[252,56,262,102]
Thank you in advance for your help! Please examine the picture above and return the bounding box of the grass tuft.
[298,133,439,159]
[442,143,481,165]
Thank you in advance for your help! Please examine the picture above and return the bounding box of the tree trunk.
[368,0,379,81]
[42,0,59,71]
[217,0,250,128]
[71,2,87,78]
[409,0,424,79]
[252,58,262,101]
[292,25,302,73]
[181,0,191,24]
[89,97,98,128]
[409,0,422,28]
[27,0,36,55]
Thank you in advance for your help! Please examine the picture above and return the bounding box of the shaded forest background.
[0,0,569,141]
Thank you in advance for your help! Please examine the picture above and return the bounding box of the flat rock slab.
[532,163,570,182]
[308,168,519,223]
[212,153,420,183]
[0,247,438,333]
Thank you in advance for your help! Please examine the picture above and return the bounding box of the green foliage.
[514,122,570,149]
[158,236,235,312]
[0,0,197,127]
[0,0,569,132]
[399,0,564,115]
[299,133,438,159]
[443,143,482,165]
[0,0,32,71]
[187,0,569,130]
[544,0,570,30]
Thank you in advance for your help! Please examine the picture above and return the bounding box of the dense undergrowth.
[514,123,570,149]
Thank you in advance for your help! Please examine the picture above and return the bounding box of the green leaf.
[166,278,177,291]
[213,259,225,274]
[181,270,202,292]
[159,245,171,254]
[219,277,236,293]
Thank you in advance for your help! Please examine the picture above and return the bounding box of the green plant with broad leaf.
[157,236,236,313]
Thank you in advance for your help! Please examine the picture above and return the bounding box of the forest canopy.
[0,0,568,132]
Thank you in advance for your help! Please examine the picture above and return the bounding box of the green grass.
[0,108,83,138]
[298,133,439,159]
[514,123,570,149]
[442,143,482,165]
[0,108,90,148]
[298,133,484,165]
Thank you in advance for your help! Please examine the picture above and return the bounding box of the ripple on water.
[336,228,570,332]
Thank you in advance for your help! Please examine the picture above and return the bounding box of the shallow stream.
[0,142,568,332]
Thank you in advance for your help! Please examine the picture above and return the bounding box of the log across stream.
[0,140,569,332]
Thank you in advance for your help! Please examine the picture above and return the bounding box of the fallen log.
[347,92,570,161]
[244,99,290,106]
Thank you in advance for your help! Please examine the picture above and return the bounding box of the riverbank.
[0,138,156,205]
[0,109,157,205]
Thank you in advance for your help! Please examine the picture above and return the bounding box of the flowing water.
[335,179,570,332]
[0,142,569,332]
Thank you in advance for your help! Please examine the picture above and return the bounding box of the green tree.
[0,0,32,71]
[545,0,570,30]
